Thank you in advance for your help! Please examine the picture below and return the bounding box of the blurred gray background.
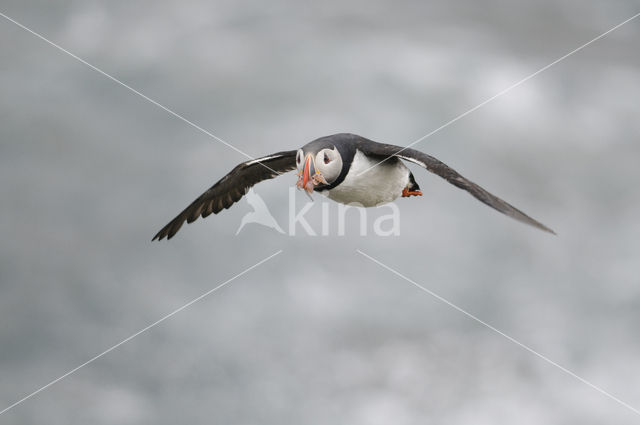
[1,1,639,424]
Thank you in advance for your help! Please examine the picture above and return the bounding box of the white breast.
[322,150,410,207]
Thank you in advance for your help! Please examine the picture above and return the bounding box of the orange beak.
[301,154,313,190]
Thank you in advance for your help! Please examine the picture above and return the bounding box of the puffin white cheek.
[330,155,343,181]
[321,161,341,183]
[313,149,343,183]
[295,149,305,171]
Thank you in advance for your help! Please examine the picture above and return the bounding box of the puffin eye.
[296,150,302,164]
[324,152,331,164]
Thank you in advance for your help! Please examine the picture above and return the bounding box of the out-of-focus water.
[1,1,639,424]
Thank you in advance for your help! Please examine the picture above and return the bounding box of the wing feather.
[153,151,297,240]
[356,140,555,234]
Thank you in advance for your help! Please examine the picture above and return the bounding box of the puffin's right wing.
[356,141,555,234]
[153,151,297,240]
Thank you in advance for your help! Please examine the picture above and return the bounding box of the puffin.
[153,133,554,240]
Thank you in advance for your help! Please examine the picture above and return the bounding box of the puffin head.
[295,134,357,193]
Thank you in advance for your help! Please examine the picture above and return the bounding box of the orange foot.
[402,188,423,197]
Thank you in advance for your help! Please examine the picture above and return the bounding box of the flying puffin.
[152,133,554,240]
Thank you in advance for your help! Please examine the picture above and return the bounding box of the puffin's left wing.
[356,141,555,234]
[153,151,297,240]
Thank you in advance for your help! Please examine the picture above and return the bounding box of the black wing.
[153,151,297,240]
[356,140,555,234]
